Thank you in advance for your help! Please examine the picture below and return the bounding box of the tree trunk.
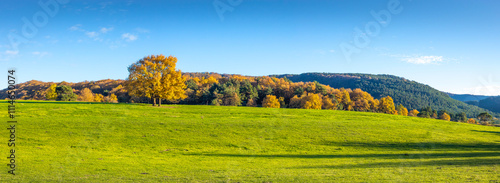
[158,98,162,106]
[152,97,156,106]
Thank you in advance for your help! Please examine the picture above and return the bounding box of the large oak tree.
[126,55,186,106]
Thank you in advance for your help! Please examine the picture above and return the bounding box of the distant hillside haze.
[446,93,500,114]
[272,73,499,118]
[446,93,492,102]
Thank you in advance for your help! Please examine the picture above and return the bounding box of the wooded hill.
[2,72,498,120]
[271,73,499,118]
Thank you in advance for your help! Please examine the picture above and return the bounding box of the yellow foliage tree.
[379,96,397,114]
[104,94,118,103]
[467,118,477,124]
[302,93,322,110]
[78,88,94,102]
[45,84,57,100]
[409,109,419,117]
[262,95,280,108]
[126,55,187,106]
[396,104,408,116]
[322,95,336,110]
[440,113,451,121]
[94,94,103,102]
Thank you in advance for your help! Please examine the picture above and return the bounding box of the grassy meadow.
[1,100,499,182]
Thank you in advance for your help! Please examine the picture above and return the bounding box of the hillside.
[478,96,500,113]
[0,101,498,182]
[446,93,492,102]
[272,73,498,118]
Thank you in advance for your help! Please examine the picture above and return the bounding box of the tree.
[55,85,77,101]
[246,98,256,107]
[467,118,477,124]
[262,95,280,108]
[477,112,493,122]
[289,95,302,108]
[418,106,432,118]
[78,88,94,102]
[409,109,419,117]
[322,96,336,110]
[278,97,286,108]
[104,94,118,103]
[45,84,57,100]
[94,94,104,102]
[379,96,397,114]
[302,93,322,110]
[440,112,451,121]
[396,104,408,116]
[455,112,468,122]
[126,55,186,106]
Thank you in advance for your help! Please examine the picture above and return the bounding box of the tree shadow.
[294,158,500,169]
[319,141,500,151]
[472,130,500,136]
[191,151,500,160]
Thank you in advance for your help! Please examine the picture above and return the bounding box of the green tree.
[55,85,77,101]
[477,112,493,122]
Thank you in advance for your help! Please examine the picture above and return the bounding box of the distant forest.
[272,73,499,118]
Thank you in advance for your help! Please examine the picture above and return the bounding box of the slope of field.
[273,73,499,118]
[1,101,499,182]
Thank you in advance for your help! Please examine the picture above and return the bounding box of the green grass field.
[1,100,499,182]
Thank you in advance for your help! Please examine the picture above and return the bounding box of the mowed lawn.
[1,100,499,182]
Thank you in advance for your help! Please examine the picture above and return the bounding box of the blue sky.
[1,0,500,95]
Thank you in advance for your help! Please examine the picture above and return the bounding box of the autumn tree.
[379,96,397,114]
[322,95,336,110]
[45,84,57,100]
[104,94,118,103]
[440,112,451,121]
[467,118,477,124]
[246,98,257,107]
[409,109,419,117]
[78,88,94,102]
[396,104,408,116]
[94,94,103,102]
[289,95,302,108]
[126,55,186,106]
[262,95,280,108]
[302,93,322,110]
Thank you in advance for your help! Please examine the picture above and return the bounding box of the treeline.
[2,73,497,125]
[272,73,500,118]
[181,74,405,114]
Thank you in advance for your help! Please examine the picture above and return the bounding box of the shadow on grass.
[472,130,500,136]
[191,151,500,160]
[319,141,500,151]
[294,158,500,169]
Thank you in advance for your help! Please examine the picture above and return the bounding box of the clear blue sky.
[1,0,500,95]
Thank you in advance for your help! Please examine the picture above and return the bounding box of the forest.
[1,55,498,126]
[272,73,500,119]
